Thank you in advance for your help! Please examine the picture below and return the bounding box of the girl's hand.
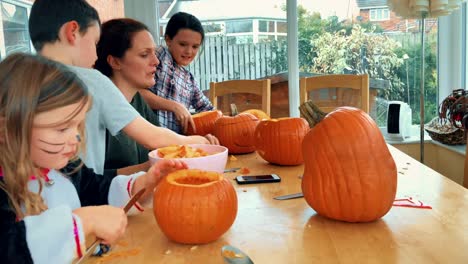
[146,159,187,187]
[73,205,127,245]
[132,159,188,203]
[171,101,195,134]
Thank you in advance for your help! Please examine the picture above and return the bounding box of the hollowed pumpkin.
[301,104,397,223]
[153,169,238,244]
[254,117,309,165]
[241,109,270,120]
[186,110,223,136]
[213,113,259,154]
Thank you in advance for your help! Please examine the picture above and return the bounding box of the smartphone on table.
[235,174,281,184]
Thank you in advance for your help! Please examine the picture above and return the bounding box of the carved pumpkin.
[254,117,309,165]
[241,109,270,120]
[301,104,397,222]
[213,113,259,154]
[153,169,238,244]
[186,110,222,136]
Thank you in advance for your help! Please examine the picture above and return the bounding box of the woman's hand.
[132,159,188,203]
[170,101,195,134]
[73,206,127,245]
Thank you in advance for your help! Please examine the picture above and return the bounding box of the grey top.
[68,66,140,174]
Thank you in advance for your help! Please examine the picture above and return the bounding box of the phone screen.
[236,174,280,184]
[242,175,274,181]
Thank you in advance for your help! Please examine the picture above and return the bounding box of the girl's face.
[114,30,159,89]
[165,29,202,67]
[30,100,89,170]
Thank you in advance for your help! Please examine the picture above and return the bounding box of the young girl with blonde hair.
[0,53,187,263]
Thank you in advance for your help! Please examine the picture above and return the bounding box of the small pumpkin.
[241,109,270,120]
[254,117,309,165]
[186,110,223,136]
[301,102,397,223]
[153,169,238,244]
[213,113,259,154]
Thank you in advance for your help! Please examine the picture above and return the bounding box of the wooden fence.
[187,36,286,90]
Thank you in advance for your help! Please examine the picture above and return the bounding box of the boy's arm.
[139,89,175,111]
[122,116,211,149]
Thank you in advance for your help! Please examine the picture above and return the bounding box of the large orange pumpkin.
[241,109,270,120]
[213,113,259,154]
[153,169,238,244]
[301,106,397,223]
[254,117,309,165]
[186,110,223,136]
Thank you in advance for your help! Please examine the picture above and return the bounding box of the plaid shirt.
[150,46,213,134]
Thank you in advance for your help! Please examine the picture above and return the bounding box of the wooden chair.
[209,79,271,116]
[299,74,370,113]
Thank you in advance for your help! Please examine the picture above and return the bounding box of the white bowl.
[148,144,228,173]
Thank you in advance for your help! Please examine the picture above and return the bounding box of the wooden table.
[86,145,468,264]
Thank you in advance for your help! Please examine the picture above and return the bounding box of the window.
[259,20,275,33]
[0,0,32,60]
[225,20,253,34]
[204,22,224,35]
[370,8,390,21]
[298,0,438,127]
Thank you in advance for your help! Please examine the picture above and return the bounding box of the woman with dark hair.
[140,12,214,135]
[95,18,218,175]
[95,18,162,175]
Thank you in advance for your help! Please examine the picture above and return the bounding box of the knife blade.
[75,187,146,264]
[273,192,304,200]
[224,167,241,173]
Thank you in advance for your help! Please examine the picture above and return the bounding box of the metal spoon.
[221,245,254,264]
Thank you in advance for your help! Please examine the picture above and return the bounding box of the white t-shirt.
[68,66,139,174]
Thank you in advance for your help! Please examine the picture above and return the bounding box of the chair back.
[299,74,369,113]
[209,79,271,116]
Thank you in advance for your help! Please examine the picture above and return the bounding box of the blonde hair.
[0,53,90,218]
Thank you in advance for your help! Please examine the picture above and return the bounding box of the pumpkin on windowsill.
[186,110,223,136]
[153,169,238,244]
[300,101,397,223]
[254,117,309,165]
[213,113,259,154]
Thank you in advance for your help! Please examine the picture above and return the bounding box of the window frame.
[369,8,390,21]
[0,0,33,59]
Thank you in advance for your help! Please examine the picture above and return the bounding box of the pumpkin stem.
[230,103,239,116]
[299,101,327,128]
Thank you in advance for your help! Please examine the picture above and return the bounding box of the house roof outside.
[355,0,388,9]
[162,0,286,22]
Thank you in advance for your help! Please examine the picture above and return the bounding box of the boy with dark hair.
[29,0,218,175]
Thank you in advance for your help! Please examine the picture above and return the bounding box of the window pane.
[259,20,275,32]
[1,2,31,56]
[277,21,287,33]
[298,0,438,127]
[226,20,253,33]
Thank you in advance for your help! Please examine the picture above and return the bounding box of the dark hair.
[165,12,204,42]
[29,0,101,51]
[94,18,149,77]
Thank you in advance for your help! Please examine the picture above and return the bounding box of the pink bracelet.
[72,216,83,258]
